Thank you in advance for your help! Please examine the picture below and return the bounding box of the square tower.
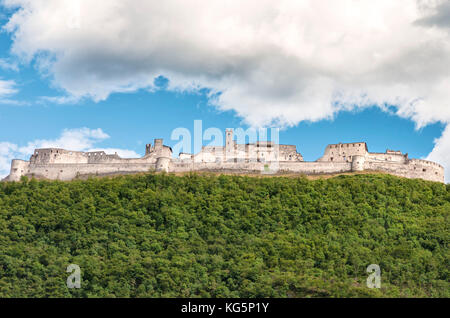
[225,129,234,156]
[154,138,163,150]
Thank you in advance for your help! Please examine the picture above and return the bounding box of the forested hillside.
[0,173,448,297]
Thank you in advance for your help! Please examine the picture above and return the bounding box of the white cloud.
[39,95,81,105]
[426,125,450,182]
[0,128,140,179]
[0,142,18,179]
[0,79,18,97]
[0,79,25,105]
[1,0,450,179]
[17,127,109,154]
[2,0,450,127]
[0,58,18,71]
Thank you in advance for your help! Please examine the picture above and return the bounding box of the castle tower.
[351,155,365,172]
[8,160,30,181]
[225,129,234,160]
[154,139,163,150]
[145,143,152,155]
[155,157,170,172]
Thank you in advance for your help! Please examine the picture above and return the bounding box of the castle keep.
[4,129,444,183]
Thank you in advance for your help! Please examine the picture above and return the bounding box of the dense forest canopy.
[0,173,448,297]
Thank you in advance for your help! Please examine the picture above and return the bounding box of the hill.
[0,173,448,297]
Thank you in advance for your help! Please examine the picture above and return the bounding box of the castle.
[4,129,444,183]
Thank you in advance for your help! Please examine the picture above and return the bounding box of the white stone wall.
[7,160,30,181]
[31,149,89,164]
[367,152,407,163]
[365,159,444,183]
[27,163,156,181]
[279,161,352,174]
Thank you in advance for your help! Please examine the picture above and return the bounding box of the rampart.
[3,132,445,183]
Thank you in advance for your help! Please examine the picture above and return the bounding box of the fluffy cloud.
[2,0,449,126]
[0,128,140,179]
[1,0,450,177]
[0,142,18,179]
[17,127,109,155]
[427,125,450,182]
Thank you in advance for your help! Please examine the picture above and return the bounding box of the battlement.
[30,148,122,165]
[3,130,444,183]
[408,158,444,169]
[386,149,402,155]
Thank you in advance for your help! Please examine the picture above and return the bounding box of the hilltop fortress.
[4,129,444,183]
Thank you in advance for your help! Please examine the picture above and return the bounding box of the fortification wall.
[86,156,157,164]
[7,157,444,183]
[27,163,156,181]
[170,161,265,173]
[31,149,89,164]
[367,152,407,163]
[365,159,444,183]
[279,161,352,174]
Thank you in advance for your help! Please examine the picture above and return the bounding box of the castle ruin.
[4,129,444,183]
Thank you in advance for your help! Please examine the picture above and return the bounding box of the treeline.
[0,173,448,297]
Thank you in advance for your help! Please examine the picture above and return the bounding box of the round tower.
[8,160,30,181]
[155,157,171,172]
[351,155,365,172]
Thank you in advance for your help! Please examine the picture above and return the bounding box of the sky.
[0,0,449,181]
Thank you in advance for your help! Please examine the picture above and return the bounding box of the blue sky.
[0,1,449,180]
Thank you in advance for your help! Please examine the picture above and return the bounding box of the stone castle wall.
[25,163,157,181]
[365,159,444,183]
[3,133,445,183]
